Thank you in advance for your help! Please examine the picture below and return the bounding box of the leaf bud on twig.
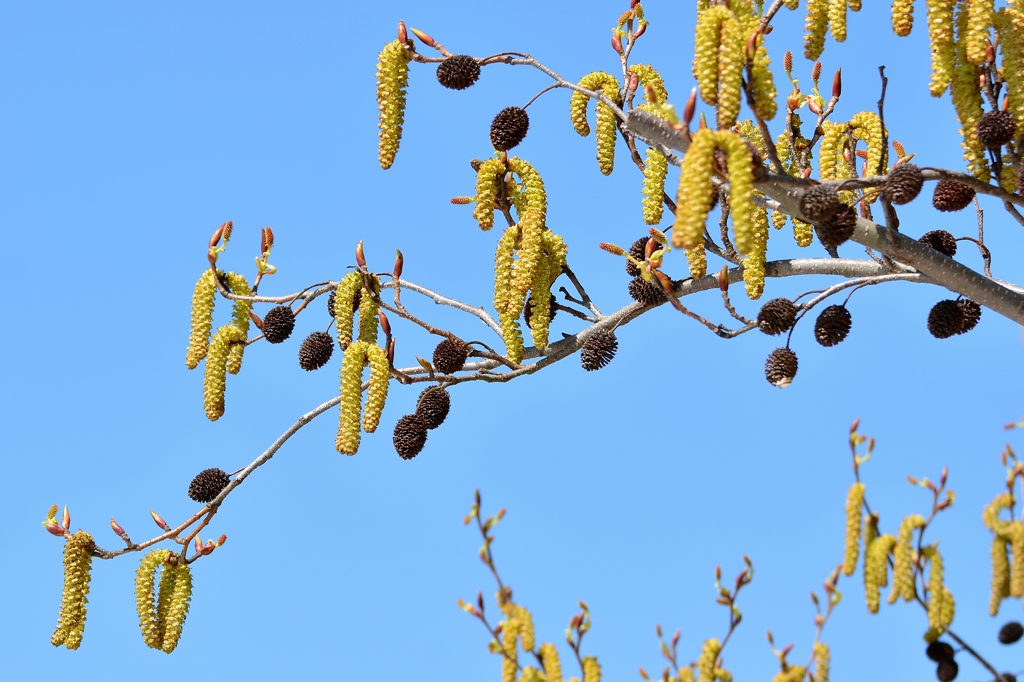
[44,520,65,536]
[110,517,127,538]
[397,20,407,43]
[409,27,435,47]
[62,505,71,531]
[717,265,730,291]
[683,87,697,126]
[355,240,366,269]
[393,249,404,279]
[634,21,647,38]
[611,31,622,54]
[832,68,842,98]
[150,510,169,531]
[378,310,391,337]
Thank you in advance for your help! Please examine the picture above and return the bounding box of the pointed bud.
[477,590,485,612]
[355,240,366,269]
[393,249,404,279]
[150,510,170,531]
[717,265,730,291]
[61,505,70,531]
[110,517,127,538]
[940,466,948,487]
[639,668,651,680]
[409,27,435,47]
[217,534,227,546]
[387,337,396,367]
[683,87,697,126]
[715,565,722,581]
[599,242,626,256]
[634,22,647,39]
[784,51,793,72]
[210,223,226,249]
[627,72,639,92]
[745,31,759,61]
[378,310,392,336]
[195,536,203,554]
[201,541,216,555]
[802,167,813,179]
[611,31,622,54]
[781,643,795,657]
[397,20,408,43]
[249,311,264,330]
[980,72,987,87]
[261,226,275,253]
[699,111,708,129]
[832,68,842,98]
[787,94,801,111]
[43,521,65,536]
[987,42,996,64]
[644,237,657,260]
[907,475,918,485]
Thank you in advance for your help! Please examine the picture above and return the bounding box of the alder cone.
[932,180,975,212]
[886,163,924,205]
[936,657,958,682]
[814,305,852,347]
[416,387,451,430]
[976,110,1016,148]
[298,331,334,371]
[262,305,296,344]
[580,329,618,371]
[999,621,1024,644]
[927,300,964,339]
[814,204,858,250]
[625,236,653,277]
[926,641,955,662]
[436,55,480,90]
[765,347,798,388]
[433,338,470,374]
[327,288,361,318]
[188,468,230,503]
[800,184,843,223]
[393,414,429,459]
[627,276,666,306]
[490,106,529,151]
[524,293,558,328]
[756,298,798,336]
[919,230,957,257]
[956,298,981,334]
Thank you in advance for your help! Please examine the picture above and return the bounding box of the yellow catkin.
[693,6,733,105]
[865,533,896,613]
[570,73,621,163]
[697,639,721,682]
[505,176,530,217]
[334,272,363,348]
[863,512,879,571]
[1001,163,1018,193]
[983,492,1013,531]
[926,0,956,96]
[842,482,865,576]
[502,618,519,682]
[742,204,769,299]
[520,667,543,682]
[966,0,995,65]
[686,243,709,280]
[771,208,788,230]
[921,546,945,632]
[493,225,518,321]
[134,549,171,650]
[890,514,926,604]
[510,157,548,218]
[715,668,733,682]
[674,130,754,253]
[203,324,244,421]
[680,667,697,682]
[829,0,848,40]
[362,344,389,434]
[595,86,620,175]
[583,656,602,682]
[813,642,830,682]
[51,531,94,650]
[224,272,252,375]
[990,535,1012,615]
[773,665,807,682]
[997,8,1024,127]
[805,0,830,60]
[376,40,411,170]
[528,231,568,351]
[750,37,778,121]
[793,218,814,247]
[357,275,380,344]
[540,643,563,682]
[517,605,535,652]
[631,64,668,103]
[952,1,990,180]
[642,148,668,225]
[337,340,368,455]
[892,0,914,36]
[473,157,507,231]
[717,16,747,129]
[161,563,193,654]
[819,121,848,181]
[185,269,218,369]
[1007,521,1024,597]
[849,112,886,178]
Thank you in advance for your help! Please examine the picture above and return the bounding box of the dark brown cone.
[932,180,975,212]
[814,305,852,346]
[262,305,296,344]
[415,387,451,429]
[393,414,428,459]
[433,338,470,374]
[765,347,798,388]
[936,657,958,682]
[998,621,1024,644]
[524,293,558,329]
[327,288,361,318]
[800,184,843,223]
[188,468,230,503]
[814,204,857,250]
[436,55,480,90]
[886,163,924,205]
[757,298,798,336]
[956,298,981,334]
[626,236,653,277]
[299,331,334,371]
[581,329,618,371]
[490,107,529,151]
[977,110,1017,148]
[928,300,965,339]
[628,276,666,306]
[1017,163,1024,195]
[919,230,958,257]
[926,641,955,662]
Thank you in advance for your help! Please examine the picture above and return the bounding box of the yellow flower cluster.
[813,642,830,682]
[772,665,807,682]
[540,643,563,682]
[334,272,363,348]
[642,148,669,225]
[225,272,252,375]
[921,545,955,636]
[697,638,721,682]
[51,531,94,650]
[357,275,381,344]
[187,268,249,421]
[473,157,508,231]
[743,203,769,299]
[805,0,830,59]
[204,324,244,422]
[849,111,886,179]
[997,8,1024,127]
[889,514,926,604]
[570,72,622,175]
[674,129,754,256]
[583,656,602,682]
[926,0,956,96]
[376,40,411,170]
[841,481,865,576]
[134,550,194,653]
[693,6,732,106]
[966,0,994,65]
[891,0,914,36]
[829,0,848,41]
[983,492,1020,614]
[185,269,218,369]
[952,1,990,180]
[630,64,668,103]
[864,533,896,613]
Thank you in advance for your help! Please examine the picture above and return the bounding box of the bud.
[409,27,435,47]
[378,310,392,336]
[683,87,697,126]
[397,20,408,43]
[808,98,823,115]
[763,24,773,34]
[628,71,639,92]
[633,22,647,39]
[787,94,801,111]
[355,240,366,269]
[699,111,708,129]
[832,68,842,98]
[802,167,813,178]
[450,196,474,204]
[812,61,822,81]
[61,505,70,531]
[201,541,215,555]
[745,31,759,61]
[394,249,404,279]
[150,510,170,531]
[639,668,651,680]
[599,242,626,256]
[717,265,730,291]
[195,536,203,554]
[987,43,996,64]
[261,226,275,254]
[387,337,396,367]
[611,31,622,54]
[644,237,657,260]
[43,521,65,536]
[110,517,127,538]
[249,311,264,330]
[940,467,948,487]
[209,222,226,249]
[1003,94,1010,112]
[980,72,987,87]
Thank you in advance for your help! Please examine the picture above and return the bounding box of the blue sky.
[2,1,1023,680]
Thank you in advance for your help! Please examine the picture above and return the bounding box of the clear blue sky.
[2,1,1022,680]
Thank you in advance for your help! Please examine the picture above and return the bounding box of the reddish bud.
[217,534,227,546]
[110,517,127,538]
[786,94,801,111]
[781,643,795,658]
[980,73,987,87]
[631,0,640,7]
[807,98,823,115]
[832,68,842,98]
[150,510,170,531]
[802,167,813,179]
[987,42,996,64]
[644,237,657,260]
[61,505,70,531]
[378,310,392,336]
[393,249,404,279]
[940,467,948,486]
[355,240,366,269]
[611,31,622,54]
[44,521,65,536]
[633,22,647,39]
[195,536,203,554]
[450,196,474,204]
[477,590,485,611]
[763,23,773,35]
[745,31,759,61]
[409,27,435,47]
[907,475,919,486]
[1003,94,1010,112]
[717,265,729,291]
[249,311,264,330]
[627,72,639,92]
[784,50,793,72]
[397,20,408,43]
[684,87,697,126]
[639,668,651,681]
[201,541,216,555]
[387,337,396,368]
[715,565,722,581]
[209,223,226,249]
